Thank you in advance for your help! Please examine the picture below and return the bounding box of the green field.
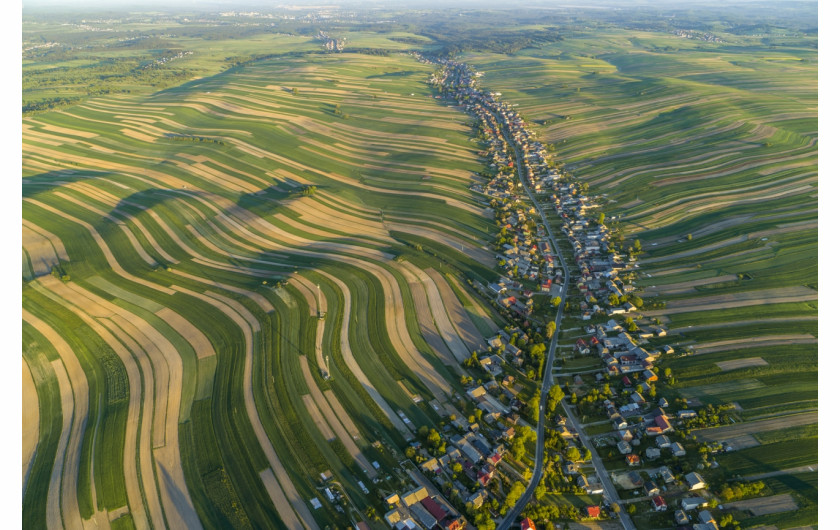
[22,3,817,529]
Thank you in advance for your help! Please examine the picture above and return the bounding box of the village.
[352,56,735,530]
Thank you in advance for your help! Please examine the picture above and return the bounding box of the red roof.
[626,454,640,464]
[420,496,447,522]
[654,415,672,430]
[520,518,536,530]
[653,495,666,508]
[587,505,601,517]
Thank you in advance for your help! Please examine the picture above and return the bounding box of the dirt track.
[694,411,817,441]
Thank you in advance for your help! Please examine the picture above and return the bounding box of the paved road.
[491,113,636,530]
[496,115,571,530]
[563,402,635,529]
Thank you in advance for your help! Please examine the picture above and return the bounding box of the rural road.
[496,109,570,529]
[563,402,636,529]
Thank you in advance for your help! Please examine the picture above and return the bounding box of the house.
[626,454,641,466]
[655,435,671,449]
[619,403,640,416]
[654,414,673,433]
[520,517,536,530]
[617,440,632,454]
[699,510,717,526]
[630,392,646,404]
[467,386,487,399]
[585,505,601,519]
[384,508,403,526]
[677,409,697,420]
[577,474,589,488]
[401,486,429,506]
[619,429,634,442]
[643,370,658,382]
[681,496,708,511]
[409,503,438,530]
[659,397,669,408]
[671,442,686,457]
[651,495,667,512]
[465,490,487,510]
[675,509,690,525]
[627,471,644,488]
[563,460,579,475]
[644,481,660,496]
[420,496,449,523]
[685,472,707,491]
[658,466,676,484]
[646,447,661,459]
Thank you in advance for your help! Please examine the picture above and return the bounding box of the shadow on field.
[22,170,114,199]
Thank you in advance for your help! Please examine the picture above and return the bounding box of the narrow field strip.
[694,412,817,441]
[46,359,77,530]
[424,267,486,354]
[30,280,148,529]
[301,394,336,441]
[298,356,377,477]
[23,360,39,494]
[401,262,470,365]
[175,287,317,529]
[23,310,89,530]
[691,335,816,355]
[315,270,413,441]
[401,263,463,370]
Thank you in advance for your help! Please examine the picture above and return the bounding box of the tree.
[597,212,605,225]
[608,293,620,306]
[551,296,562,307]
[583,449,592,461]
[611,503,620,514]
[535,484,546,501]
[475,511,496,530]
[687,233,693,241]
[626,503,636,515]
[633,239,642,252]
[527,395,541,422]
[546,321,556,338]
[292,87,299,96]
[502,482,526,513]
[565,447,581,461]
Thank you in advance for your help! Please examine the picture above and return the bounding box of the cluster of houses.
[422,56,729,529]
[383,486,466,530]
[428,58,564,294]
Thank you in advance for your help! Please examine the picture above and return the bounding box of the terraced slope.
[22,51,502,528]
